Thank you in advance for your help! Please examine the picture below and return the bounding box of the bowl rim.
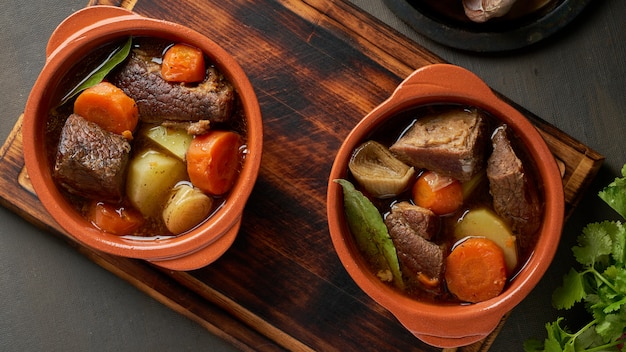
[326,64,564,346]
[23,7,263,261]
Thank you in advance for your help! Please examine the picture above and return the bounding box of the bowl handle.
[46,6,138,59]
[390,63,497,105]
[148,217,241,271]
[393,308,504,348]
[374,64,514,348]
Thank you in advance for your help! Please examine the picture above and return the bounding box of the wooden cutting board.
[0,0,604,351]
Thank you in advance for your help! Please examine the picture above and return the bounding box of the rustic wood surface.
[0,0,604,351]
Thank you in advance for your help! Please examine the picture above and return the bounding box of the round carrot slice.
[445,237,507,303]
[186,130,242,195]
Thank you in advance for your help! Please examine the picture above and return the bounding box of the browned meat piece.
[162,120,211,135]
[385,202,443,292]
[487,125,542,250]
[385,201,439,240]
[53,114,131,202]
[110,39,235,124]
[389,108,488,182]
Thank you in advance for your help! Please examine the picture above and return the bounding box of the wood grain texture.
[1,0,604,351]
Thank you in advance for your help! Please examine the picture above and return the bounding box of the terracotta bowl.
[327,64,564,347]
[23,6,262,271]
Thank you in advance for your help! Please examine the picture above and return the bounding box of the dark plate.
[382,0,592,52]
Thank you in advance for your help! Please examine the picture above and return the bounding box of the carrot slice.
[86,201,144,236]
[161,43,206,83]
[186,130,242,195]
[73,81,139,136]
[445,237,507,303]
[412,170,463,215]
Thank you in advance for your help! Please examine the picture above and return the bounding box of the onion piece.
[349,141,415,199]
[162,183,213,235]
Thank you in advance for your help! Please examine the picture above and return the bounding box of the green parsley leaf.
[525,163,626,351]
[614,268,626,294]
[575,325,605,350]
[524,338,546,352]
[599,164,626,220]
[546,318,574,351]
[596,312,626,342]
[608,221,626,265]
[572,223,613,266]
[553,268,586,310]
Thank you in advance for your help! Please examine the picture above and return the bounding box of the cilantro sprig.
[525,164,626,352]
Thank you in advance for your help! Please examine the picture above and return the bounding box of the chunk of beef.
[385,202,443,292]
[110,39,235,124]
[389,108,488,182]
[161,119,211,135]
[487,125,542,250]
[385,202,439,240]
[53,114,131,202]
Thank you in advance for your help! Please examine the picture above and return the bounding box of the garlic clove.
[462,0,518,23]
[162,183,213,235]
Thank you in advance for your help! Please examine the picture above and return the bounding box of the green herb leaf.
[334,179,404,289]
[596,312,626,342]
[575,325,606,351]
[572,222,613,266]
[545,318,572,351]
[523,338,545,352]
[608,221,626,265]
[599,164,626,220]
[613,267,626,294]
[59,36,132,106]
[553,268,586,310]
[525,163,626,351]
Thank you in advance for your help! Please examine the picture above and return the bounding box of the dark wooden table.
[0,0,624,351]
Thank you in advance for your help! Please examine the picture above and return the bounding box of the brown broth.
[46,37,247,238]
[348,104,544,303]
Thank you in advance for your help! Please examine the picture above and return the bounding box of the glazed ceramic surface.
[327,64,564,347]
[22,6,263,271]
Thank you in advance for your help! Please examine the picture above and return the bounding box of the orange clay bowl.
[22,6,262,271]
[327,64,564,348]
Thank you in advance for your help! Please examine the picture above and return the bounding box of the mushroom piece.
[462,0,518,23]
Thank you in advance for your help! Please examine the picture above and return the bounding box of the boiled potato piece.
[126,149,187,217]
[144,125,193,161]
[454,207,518,273]
[162,183,213,234]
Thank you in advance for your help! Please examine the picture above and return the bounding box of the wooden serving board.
[0,0,604,351]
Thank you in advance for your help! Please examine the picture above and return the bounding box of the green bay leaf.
[59,36,132,106]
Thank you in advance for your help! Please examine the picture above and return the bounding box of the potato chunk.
[454,207,518,273]
[126,149,187,217]
[143,125,193,161]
